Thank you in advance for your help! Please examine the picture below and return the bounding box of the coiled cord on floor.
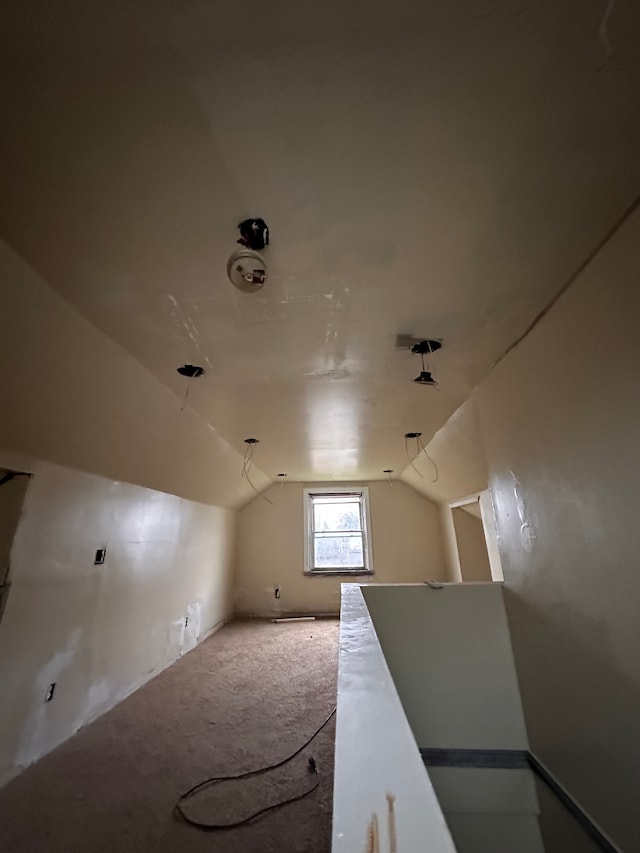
[175,708,336,831]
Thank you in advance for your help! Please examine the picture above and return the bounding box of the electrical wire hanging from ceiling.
[404,433,438,483]
[176,365,205,412]
[404,435,424,479]
[241,441,254,479]
[242,440,274,505]
[180,378,192,411]
[417,435,439,483]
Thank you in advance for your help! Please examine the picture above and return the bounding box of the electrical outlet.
[275,586,280,599]
[94,547,107,565]
[184,616,189,627]
[45,683,56,702]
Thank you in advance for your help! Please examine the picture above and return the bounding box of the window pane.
[313,499,361,532]
[314,533,364,569]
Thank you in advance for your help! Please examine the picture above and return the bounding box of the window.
[304,488,373,574]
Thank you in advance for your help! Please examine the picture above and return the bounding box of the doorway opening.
[0,468,31,626]
[449,490,503,583]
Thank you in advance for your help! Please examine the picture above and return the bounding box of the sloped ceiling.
[1,0,639,483]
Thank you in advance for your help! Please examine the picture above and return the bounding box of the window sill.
[304,570,374,577]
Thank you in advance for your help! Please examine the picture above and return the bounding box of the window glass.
[313,497,362,532]
[314,533,364,569]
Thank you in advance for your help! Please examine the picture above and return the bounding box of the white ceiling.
[2,0,640,482]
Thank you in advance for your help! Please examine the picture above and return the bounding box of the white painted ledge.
[332,584,457,853]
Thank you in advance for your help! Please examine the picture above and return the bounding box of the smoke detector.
[227,248,267,294]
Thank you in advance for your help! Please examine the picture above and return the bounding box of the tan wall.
[0,239,269,509]
[452,506,492,582]
[0,243,246,787]
[0,454,235,787]
[471,207,640,850]
[234,480,445,616]
[401,398,489,504]
[401,398,490,580]
[362,584,528,750]
[439,504,462,582]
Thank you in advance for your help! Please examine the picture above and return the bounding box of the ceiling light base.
[414,371,438,386]
[411,339,442,355]
[177,365,205,378]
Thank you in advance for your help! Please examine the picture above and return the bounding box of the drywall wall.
[0,239,269,509]
[401,398,489,504]
[473,204,640,850]
[452,506,492,582]
[234,480,444,616]
[0,471,29,580]
[478,489,504,582]
[0,453,235,787]
[362,584,528,750]
[400,398,490,579]
[0,470,29,623]
[428,767,545,853]
[439,504,464,582]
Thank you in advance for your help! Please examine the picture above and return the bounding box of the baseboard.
[198,616,228,643]
[233,611,340,620]
[527,751,622,853]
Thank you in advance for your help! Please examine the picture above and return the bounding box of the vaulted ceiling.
[2,0,640,482]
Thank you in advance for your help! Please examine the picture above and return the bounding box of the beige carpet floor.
[0,618,340,853]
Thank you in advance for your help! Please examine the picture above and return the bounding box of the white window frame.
[303,487,374,576]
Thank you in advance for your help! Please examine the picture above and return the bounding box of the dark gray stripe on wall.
[420,747,530,769]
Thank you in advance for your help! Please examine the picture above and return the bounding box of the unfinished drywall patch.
[15,629,82,771]
[510,471,536,553]
[85,679,111,719]
[181,601,202,655]
[0,455,235,787]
